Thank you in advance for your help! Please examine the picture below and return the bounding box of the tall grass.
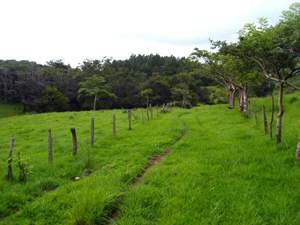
[113,97,300,224]
[1,92,300,224]
[0,108,183,223]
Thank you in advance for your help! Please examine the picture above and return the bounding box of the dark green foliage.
[0,55,215,112]
[42,86,69,112]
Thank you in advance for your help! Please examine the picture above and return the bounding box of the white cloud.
[0,0,297,67]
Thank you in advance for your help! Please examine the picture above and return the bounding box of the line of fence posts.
[6,104,177,178]
[251,101,300,161]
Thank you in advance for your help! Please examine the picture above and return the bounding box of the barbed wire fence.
[1,103,179,181]
[246,100,300,155]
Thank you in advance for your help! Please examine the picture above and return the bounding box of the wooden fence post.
[170,102,172,111]
[141,108,144,124]
[296,122,300,160]
[48,129,53,163]
[162,104,165,114]
[128,109,132,130]
[254,101,258,125]
[156,105,158,117]
[248,100,252,118]
[262,105,268,134]
[113,115,116,136]
[147,107,149,121]
[7,134,14,180]
[150,104,153,119]
[91,117,94,146]
[70,127,77,155]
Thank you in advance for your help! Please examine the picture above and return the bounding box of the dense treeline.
[4,1,298,114]
[0,55,223,112]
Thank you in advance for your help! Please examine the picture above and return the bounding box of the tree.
[215,12,300,142]
[42,86,69,112]
[140,88,153,107]
[78,75,116,110]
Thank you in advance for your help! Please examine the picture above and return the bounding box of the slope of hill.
[1,93,300,224]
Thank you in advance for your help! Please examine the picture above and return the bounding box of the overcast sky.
[0,0,297,67]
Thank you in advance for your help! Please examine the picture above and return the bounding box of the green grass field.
[1,92,300,224]
[0,104,23,119]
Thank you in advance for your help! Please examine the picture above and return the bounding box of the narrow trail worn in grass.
[112,105,300,225]
[108,121,186,224]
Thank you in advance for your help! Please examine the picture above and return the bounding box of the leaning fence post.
[254,101,258,125]
[296,121,300,161]
[70,127,77,155]
[113,115,116,136]
[128,109,132,130]
[91,117,94,146]
[48,129,53,163]
[262,105,268,134]
[7,134,14,180]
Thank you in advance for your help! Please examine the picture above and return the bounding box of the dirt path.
[107,123,186,224]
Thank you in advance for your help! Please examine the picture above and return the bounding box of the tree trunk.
[242,85,248,114]
[228,87,236,107]
[276,82,284,143]
[93,96,97,111]
[269,87,274,140]
[238,87,244,113]
[296,122,300,160]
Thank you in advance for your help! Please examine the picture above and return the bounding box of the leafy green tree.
[140,88,153,107]
[42,86,69,112]
[78,75,116,110]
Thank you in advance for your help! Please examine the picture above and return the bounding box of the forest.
[0,3,299,117]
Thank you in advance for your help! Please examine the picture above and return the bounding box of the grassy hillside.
[0,104,23,119]
[1,92,300,224]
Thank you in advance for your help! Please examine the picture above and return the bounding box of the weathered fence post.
[128,109,132,130]
[170,102,172,111]
[248,100,252,118]
[262,105,268,134]
[254,101,258,126]
[174,101,176,109]
[141,108,144,124]
[48,129,53,163]
[162,104,165,114]
[296,122,300,161]
[7,134,14,180]
[70,127,77,155]
[150,104,153,119]
[156,105,158,117]
[113,115,116,136]
[147,107,149,121]
[91,117,94,146]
